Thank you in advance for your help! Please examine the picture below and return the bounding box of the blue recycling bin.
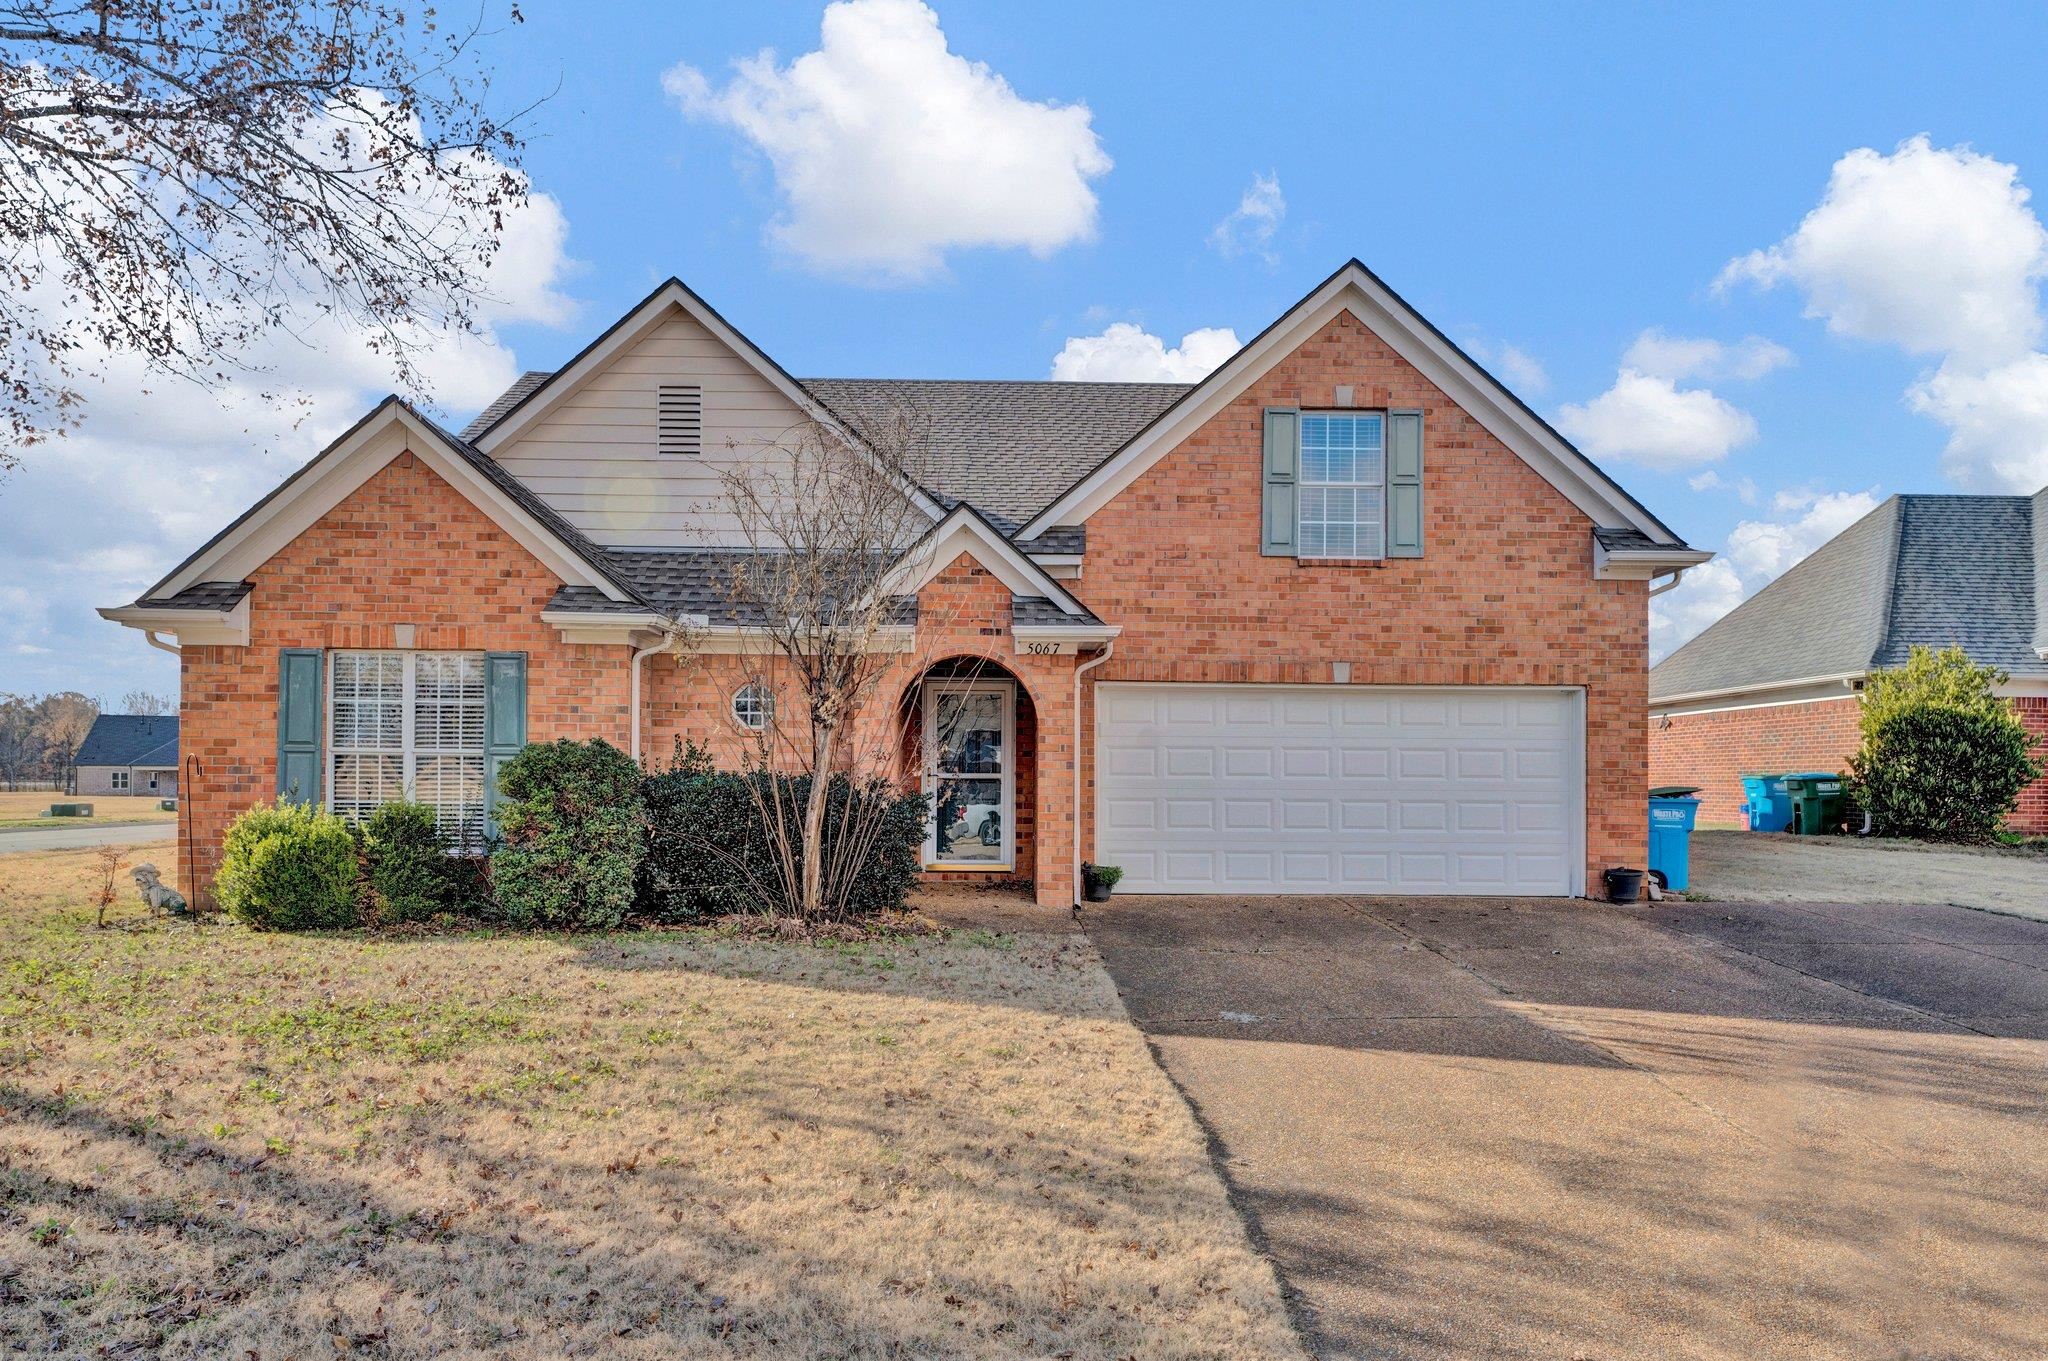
[1648,795,1702,892]
[1741,773,1792,833]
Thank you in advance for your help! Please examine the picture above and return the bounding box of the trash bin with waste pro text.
[1648,795,1702,892]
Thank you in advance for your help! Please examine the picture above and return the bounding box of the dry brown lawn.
[0,847,1304,1359]
[0,792,178,829]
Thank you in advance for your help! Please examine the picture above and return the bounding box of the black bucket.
[1603,867,1646,903]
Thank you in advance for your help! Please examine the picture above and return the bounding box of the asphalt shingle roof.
[1650,491,2047,701]
[75,715,179,768]
[135,581,252,610]
[802,377,1189,526]
[459,371,552,441]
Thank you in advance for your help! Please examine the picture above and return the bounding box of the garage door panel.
[1099,684,1578,896]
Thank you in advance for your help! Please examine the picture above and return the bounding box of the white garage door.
[1096,684,1582,896]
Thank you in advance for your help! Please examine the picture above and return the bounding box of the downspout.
[629,628,681,767]
[1071,641,1115,908]
[144,630,180,656]
[1647,568,1688,598]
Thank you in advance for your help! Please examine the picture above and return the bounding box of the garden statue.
[131,863,189,917]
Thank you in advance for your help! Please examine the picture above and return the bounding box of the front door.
[923,679,1015,869]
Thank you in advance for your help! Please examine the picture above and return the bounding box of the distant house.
[73,715,180,797]
[1651,490,2048,831]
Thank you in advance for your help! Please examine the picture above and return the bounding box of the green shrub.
[217,801,363,930]
[641,760,927,921]
[1861,644,2016,727]
[1850,703,2042,842]
[361,801,450,925]
[489,739,646,930]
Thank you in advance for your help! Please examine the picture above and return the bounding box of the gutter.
[1650,671,1865,708]
[1071,641,1115,908]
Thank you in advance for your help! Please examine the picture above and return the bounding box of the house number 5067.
[1023,642,1062,656]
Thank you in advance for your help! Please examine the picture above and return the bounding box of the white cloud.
[1722,135,2048,492]
[1049,323,1241,382]
[1554,369,1758,471]
[1907,353,2048,492]
[1623,330,1794,383]
[1719,136,2048,364]
[0,113,575,697]
[1688,469,1760,505]
[1493,344,1550,396]
[1210,172,1285,263]
[665,0,1110,282]
[1650,488,1883,660]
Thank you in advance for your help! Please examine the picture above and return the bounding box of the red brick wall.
[1651,693,2048,833]
[2013,697,2048,834]
[177,452,631,902]
[1648,697,1862,827]
[1072,310,1651,889]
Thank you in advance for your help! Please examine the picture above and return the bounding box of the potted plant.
[1082,862,1123,903]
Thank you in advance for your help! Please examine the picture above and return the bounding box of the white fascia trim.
[152,403,626,602]
[98,595,251,646]
[1011,623,1121,655]
[539,608,672,646]
[474,280,943,522]
[1649,671,1865,708]
[884,507,1089,614]
[687,624,917,655]
[1594,543,1716,581]
[1021,264,1678,545]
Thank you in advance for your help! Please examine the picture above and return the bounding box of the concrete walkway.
[0,822,175,854]
[1084,894,2048,1360]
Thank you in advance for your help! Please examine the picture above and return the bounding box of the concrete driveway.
[1689,829,2048,921]
[1083,894,2048,1360]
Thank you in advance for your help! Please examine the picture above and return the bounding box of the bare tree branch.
[0,0,538,469]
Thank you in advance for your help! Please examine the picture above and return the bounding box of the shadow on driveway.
[1082,893,2048,1361]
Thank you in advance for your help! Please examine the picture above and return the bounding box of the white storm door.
[923,680,1016,869]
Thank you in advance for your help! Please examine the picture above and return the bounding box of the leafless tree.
[701,404,951,920]
[0,0,536,464]
[119,688,173,715]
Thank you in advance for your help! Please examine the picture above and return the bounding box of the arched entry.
[896,656,1038,880]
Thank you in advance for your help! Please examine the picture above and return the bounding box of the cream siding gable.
[488,304,817,547]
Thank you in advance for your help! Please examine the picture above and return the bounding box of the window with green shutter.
[1261,406,1424,560]
[482,652,527,840]
[277,648,323,805]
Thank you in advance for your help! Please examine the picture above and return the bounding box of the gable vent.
[658,384,703,457]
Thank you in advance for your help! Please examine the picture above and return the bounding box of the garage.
[1095,683,1584,896]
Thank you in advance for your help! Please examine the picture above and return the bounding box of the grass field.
[0,791,179,830]
[0,846,1303,1360]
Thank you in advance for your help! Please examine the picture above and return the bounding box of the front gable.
[1022,260,1696,566]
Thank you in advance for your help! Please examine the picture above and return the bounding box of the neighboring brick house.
[103,261,1704,906]
[72,714,179,797]
[1651,491,2048,831]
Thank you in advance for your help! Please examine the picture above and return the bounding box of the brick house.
[1650,491,2048,832]
[102,261,1705,907]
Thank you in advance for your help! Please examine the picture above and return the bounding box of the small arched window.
[731,681,775,732]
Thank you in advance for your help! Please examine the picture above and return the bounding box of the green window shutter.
[276,648,323,806]
[1387,409,1424,558]
[482,651,528,839]
[1261,407,1301,557]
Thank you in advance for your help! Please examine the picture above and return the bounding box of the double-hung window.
[329,651,486,840]
[1297,412,1386,559]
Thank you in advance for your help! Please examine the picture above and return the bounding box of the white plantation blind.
[330,651,486,841]
[658,383,703,457]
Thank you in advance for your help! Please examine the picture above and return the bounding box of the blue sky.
[10,0,2048,698]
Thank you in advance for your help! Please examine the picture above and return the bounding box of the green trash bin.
[1784,772,1843,835]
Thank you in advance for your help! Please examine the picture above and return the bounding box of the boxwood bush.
[361,800,451,925]
[642,751,926,921]
[490,739,646,929]
[216,800,363,930]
